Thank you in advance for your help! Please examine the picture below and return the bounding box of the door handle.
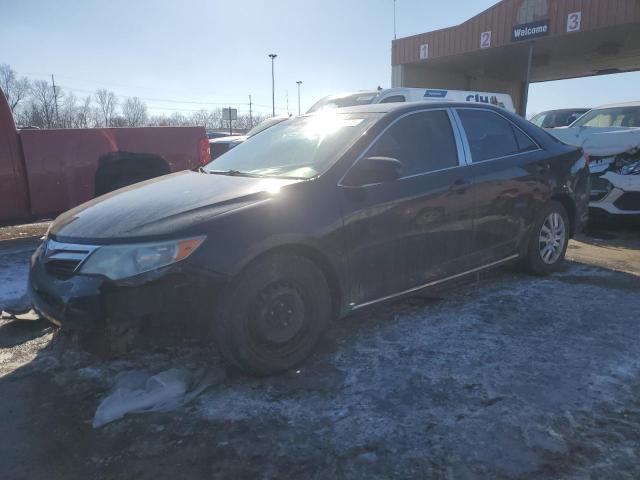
[449,179,469,194]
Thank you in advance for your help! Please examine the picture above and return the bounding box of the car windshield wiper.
[206,169,266,177]
[203,168,307,180]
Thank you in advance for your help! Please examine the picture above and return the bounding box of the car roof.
[592,101,640,109]
[535,108,589,114]
[322,101,509,115]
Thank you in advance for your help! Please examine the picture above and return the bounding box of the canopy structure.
[391,0,640,115]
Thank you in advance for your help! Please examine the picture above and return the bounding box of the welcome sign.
[512,20,549,41]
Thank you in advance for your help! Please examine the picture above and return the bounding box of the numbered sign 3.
[567,11,581,33]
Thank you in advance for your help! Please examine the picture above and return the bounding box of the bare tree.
[121,97,148,127]
[75,96,93,128]
[169,111,189,126]
[189,109,212,128]
[94,88,118,127]
[0,64,30,112]
[29,80,57,128]
[59,91,78,128]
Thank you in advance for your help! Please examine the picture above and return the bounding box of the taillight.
[199,137,210,165]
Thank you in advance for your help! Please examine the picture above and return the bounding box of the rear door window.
[457,109,521,162]
[366,110,458,176]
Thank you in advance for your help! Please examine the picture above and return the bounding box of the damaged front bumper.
[589,157,640,218]
[29,242,227,331]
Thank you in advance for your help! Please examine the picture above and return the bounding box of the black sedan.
[29,102,590,375]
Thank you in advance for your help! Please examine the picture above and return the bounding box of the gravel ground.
[1,226,639,479]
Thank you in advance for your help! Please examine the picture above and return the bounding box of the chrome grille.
[42,240,98,279]
[590,175,612,202]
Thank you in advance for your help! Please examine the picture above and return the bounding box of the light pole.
[296,81,302,115]
[268,53,277,117]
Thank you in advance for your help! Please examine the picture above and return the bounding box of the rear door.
[340,109,475,307]
[453,108,550,263]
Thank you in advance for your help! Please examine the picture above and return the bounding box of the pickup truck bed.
[1,90,208,224]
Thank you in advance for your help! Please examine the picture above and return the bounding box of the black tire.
[214,253,331,375]
[523,200,570,275]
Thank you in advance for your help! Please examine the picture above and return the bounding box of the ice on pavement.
[0,247,32,312]
[93,369,214,428]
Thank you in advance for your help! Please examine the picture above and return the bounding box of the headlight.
[79,236,205,280]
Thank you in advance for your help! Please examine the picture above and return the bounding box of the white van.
[307,88,516,114]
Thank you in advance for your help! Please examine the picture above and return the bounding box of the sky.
[2,0,639,118]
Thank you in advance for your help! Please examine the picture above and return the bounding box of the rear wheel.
[214,254,331,375]
[523,201,569,275]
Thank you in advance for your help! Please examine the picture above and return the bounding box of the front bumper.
[590,187,640,217]
[29,247,227,331]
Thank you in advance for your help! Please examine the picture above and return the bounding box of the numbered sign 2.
[480,31,491,49]
[567,11,581,32]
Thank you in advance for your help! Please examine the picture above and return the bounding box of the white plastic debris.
[93,368,213,428]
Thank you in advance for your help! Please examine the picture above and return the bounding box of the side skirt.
[350,254,519,311]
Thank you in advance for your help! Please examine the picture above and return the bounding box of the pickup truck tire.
[213,253,331,376]
[523,201,570,276]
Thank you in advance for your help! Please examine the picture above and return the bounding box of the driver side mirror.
[342,156,403,186]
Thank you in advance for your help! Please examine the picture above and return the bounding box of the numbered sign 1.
[567,11,581,32]
[419,44,429,60]
[480,31,491,49]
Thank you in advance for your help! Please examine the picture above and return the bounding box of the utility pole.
[519,42,534,117]
[296,81,302,115]
[393,0,397,40]
[268,53,277,116]
[228,105,233,135]
[248,95,253,128]
[51,74,60,127]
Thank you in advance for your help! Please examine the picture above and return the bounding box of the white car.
[307,88,516,114]
[549,101,640,221]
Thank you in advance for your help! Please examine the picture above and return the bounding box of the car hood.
[550,126,640,157]
[50,171,301,241]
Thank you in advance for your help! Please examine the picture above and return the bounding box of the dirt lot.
[1,224,639,479]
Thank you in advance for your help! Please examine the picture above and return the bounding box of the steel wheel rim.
[249,281,308,348]
[539,212,565,265]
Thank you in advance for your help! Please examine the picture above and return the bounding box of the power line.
[57,84,288,110]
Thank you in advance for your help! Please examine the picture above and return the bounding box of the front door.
[339,109,475,307]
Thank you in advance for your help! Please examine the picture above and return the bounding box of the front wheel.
[523,201,570,275]
[213,254,331,376]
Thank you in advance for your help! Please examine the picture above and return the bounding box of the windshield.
[572,106,640,128]
[204,112,378,179]
[245,116,289,138]
[307,92,379,113]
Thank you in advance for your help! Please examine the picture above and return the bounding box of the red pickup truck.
[0,89,209,224]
